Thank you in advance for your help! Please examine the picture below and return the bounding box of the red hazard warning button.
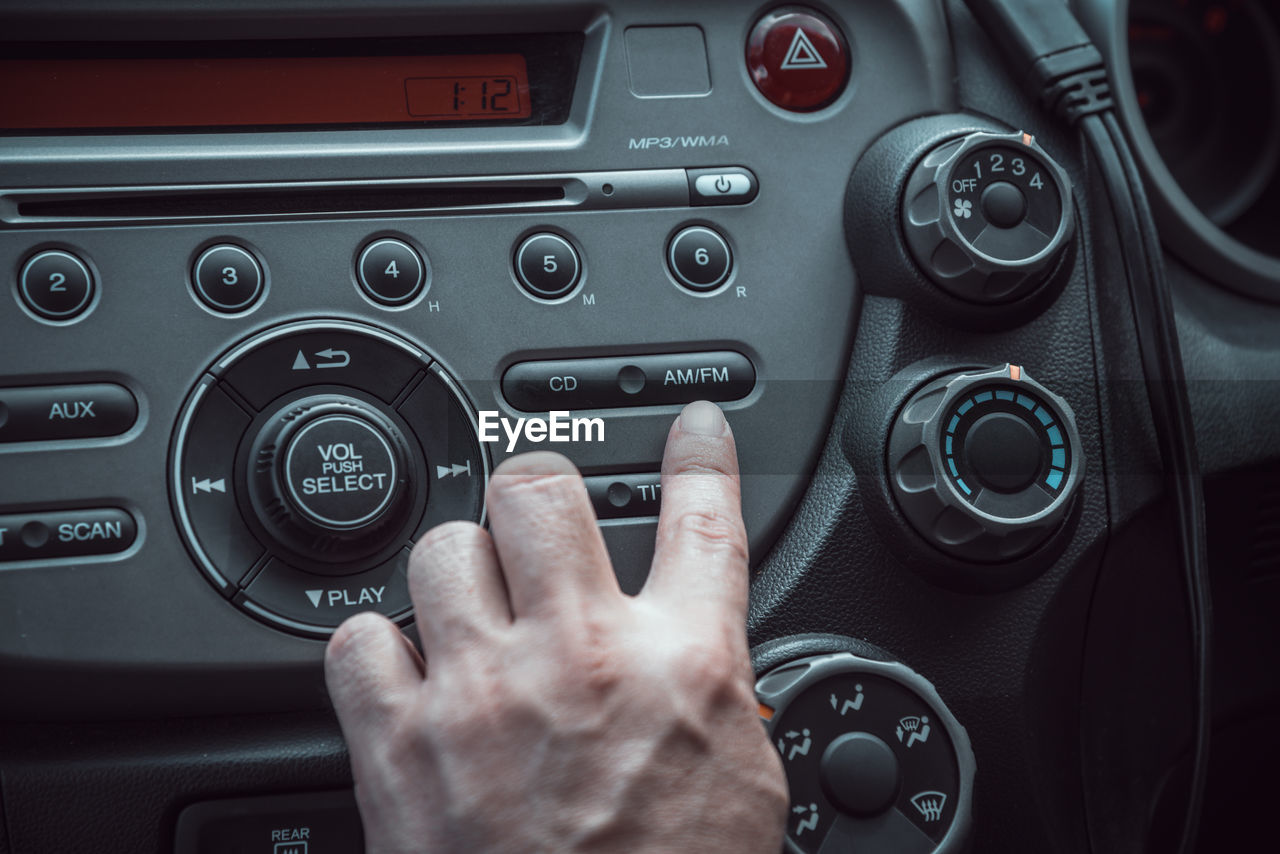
[746,7,850,112]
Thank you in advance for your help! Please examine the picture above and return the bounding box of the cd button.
[502,351,755,411]
[193,244,264,312]
[19,249,94,320]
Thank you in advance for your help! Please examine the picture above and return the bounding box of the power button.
[687,167,760,206]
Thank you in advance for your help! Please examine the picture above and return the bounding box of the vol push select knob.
[247,395,416,559]
[887,364,1083,562]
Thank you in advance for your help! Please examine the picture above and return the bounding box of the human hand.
[324,400,788,854]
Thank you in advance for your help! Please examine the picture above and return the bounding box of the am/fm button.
[501,351,755,411]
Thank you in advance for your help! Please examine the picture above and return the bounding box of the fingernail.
[679,400,728,436]
[492,451,578,477]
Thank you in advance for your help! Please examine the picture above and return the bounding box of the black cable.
[960,2,1212,852]
[1086,109,1212,854]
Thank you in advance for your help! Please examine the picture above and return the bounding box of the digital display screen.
[0,53,533,131]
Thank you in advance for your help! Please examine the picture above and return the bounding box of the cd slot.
[0,170,692,227]
[17,185,564,220]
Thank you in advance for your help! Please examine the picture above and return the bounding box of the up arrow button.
[688,167,758,206]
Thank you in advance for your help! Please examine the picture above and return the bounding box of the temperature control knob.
[755,646,975,854]
[902,130,1074,303]
[247,394,416,561]
[887,364,1082,562]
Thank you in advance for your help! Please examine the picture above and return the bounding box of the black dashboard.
[1,1,1278,852]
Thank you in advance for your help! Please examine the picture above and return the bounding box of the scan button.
[0,508,136,562]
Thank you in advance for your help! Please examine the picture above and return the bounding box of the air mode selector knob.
[754,647,975,853]
[902,130,1075,303]
[887,364,1082,562]
[247,394,416,561]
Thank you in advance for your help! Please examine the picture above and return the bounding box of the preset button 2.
[19,249,94,320]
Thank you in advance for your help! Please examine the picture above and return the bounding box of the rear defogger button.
[502,351,755,411]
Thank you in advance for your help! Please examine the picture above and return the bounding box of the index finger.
[641,401,749,625]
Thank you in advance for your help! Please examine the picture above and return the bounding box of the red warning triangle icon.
[780,29,828,70]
